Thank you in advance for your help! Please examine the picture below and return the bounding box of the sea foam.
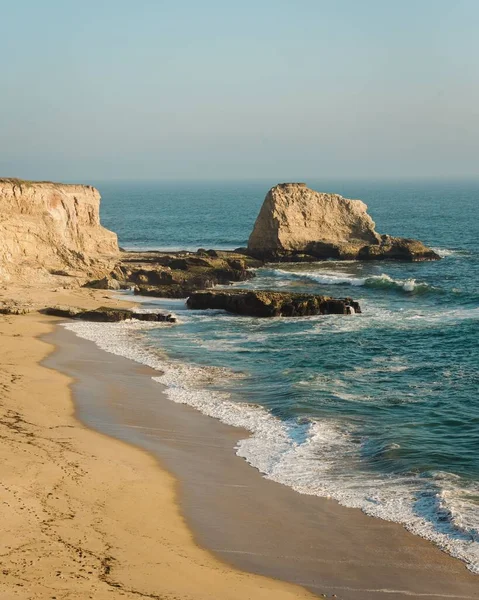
[431,247,466,258]
[266,269,433,294]
[64,318,479,575]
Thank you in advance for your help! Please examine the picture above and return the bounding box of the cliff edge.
[247,183,439,261]
[0,179,119,283]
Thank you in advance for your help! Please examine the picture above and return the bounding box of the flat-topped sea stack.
[247,183,439,262]
[0,179,119,283]
[187,289,361,318]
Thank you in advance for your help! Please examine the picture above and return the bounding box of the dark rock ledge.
[42,306,176,323]
[186,290,361,318]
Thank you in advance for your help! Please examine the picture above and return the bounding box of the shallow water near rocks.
[86,179,479,572]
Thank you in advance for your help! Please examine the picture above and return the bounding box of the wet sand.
[46,324,479,600]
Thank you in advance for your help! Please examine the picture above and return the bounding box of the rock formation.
[0,179,119,283]
[247,183,439,262]
[112,250,258,298]
[42,305,176,323]
[187,290,361,318]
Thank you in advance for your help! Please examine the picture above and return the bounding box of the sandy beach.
[0,289,317,600]
[0,282,477,599]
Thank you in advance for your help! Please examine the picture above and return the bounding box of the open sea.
[71,179,479,573]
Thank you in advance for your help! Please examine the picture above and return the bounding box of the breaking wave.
[267,269,434,294]
[64,319,479,575]
[431,247,470,258]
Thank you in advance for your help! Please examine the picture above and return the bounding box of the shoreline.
[0,308,317,599]
[46,319,479,600]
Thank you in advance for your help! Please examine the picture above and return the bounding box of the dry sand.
[0,286,316,599]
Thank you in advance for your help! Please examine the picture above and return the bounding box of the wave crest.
[269,269,433,294]
[64,320,479,574]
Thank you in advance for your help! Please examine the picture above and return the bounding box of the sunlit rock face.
[247,183,439,262]
[0,179,119,283]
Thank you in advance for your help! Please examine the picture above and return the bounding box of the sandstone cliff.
[247,183,439,262]
[0,179,119,283]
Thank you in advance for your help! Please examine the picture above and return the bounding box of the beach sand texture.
[0,296,316,599]
[0,283,478,600]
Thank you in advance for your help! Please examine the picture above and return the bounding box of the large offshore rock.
[0,179,119,283]
[247,183,439,262]
[186,290,361,318]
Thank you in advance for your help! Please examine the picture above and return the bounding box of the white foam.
[430,247,465,258]
[272,268,368,286]
[64,320,479,575]
[237,420,479,574]
[269,269,432,293]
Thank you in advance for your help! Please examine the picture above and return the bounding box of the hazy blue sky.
[2,0,479,181]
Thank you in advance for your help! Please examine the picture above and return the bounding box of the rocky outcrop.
[0,179,119,283]
[42,305,176,323]
[247,183,439,262]
[85,276,122,290]
[186,290,361,318]
[113,250,258,298]
[0,301,34,315]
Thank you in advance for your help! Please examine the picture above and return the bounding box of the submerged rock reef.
[246,183,439,262]
[187,290,361,318]
[0,179,119,283]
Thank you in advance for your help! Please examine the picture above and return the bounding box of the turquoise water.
[96,179,479,571]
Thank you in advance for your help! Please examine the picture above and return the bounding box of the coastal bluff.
[0,179,119,283]
[247,183,439,262]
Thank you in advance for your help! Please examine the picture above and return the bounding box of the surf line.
[212,549,465,573]
[214,551,477,597]
[305,585,476,599]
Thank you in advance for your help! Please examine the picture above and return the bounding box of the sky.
[1,0,479,181]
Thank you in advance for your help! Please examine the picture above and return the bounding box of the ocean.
[71,179,479,573]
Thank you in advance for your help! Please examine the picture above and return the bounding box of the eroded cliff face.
[247,183,439,261]
[0,179,119,283]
